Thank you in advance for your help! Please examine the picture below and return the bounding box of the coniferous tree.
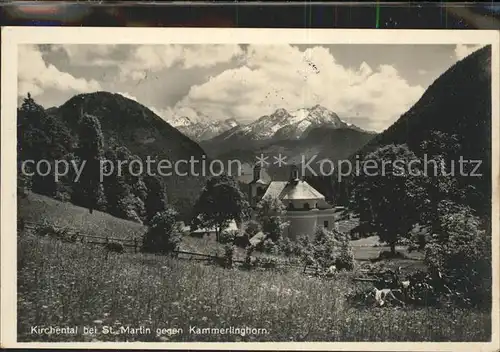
[144,175,168,224]
[73,113,105,213]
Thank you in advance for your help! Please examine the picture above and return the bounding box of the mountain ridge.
[200,105,370,157]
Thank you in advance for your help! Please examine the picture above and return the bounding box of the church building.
[248,164,337,240]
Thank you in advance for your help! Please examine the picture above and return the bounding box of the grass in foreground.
[18,234,490,342]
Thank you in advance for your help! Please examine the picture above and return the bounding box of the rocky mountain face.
[200,105,370,157]
[171,116,239,142]
[194,106,375,185]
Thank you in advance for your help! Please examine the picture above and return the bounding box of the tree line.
[17,94,168,225]
[349,140,491,307]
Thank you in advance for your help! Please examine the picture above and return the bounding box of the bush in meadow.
[262,238,278,254]
[335,238,355,271]
[245,220,261,237]
[35,222,75,242]
[242,245,255,270]
[312,227,339,269]
[424,201,491,307]
[294,235,314,260]
[255,196,289,242]
[142,207,182,254]
[259,257,279,269]
[223,244,235,268]
[277,237,295,256]
[219,229,238,244]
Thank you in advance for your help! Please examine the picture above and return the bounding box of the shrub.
[245,220,261,237]
[262,238,277,254]
[142,207,182,254]
[259,257,279,269]
[424,205,491,308]
[407,224,432,252]
[35,222,57,237]
[255,196,288,242]
[105,241,124,253]
[294,235,314,260]
[277,237,294,256]
[223,245,234,268]
[35,222,76,242]
[219,229,238,244]
[233,233,251,248]
[312,227,339,269]
[119,195,146,224]
[335,239,355,271]
[242,246,255,270]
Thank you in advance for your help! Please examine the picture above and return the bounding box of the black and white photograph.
[1,27,499,350]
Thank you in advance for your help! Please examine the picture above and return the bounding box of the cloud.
[114,91,175,122]
[454,44,484,60]
[50,44,119,66]
[46,44,243,82]
[119,44,243,81]
[172,45,425,131]
[18,45,102,98]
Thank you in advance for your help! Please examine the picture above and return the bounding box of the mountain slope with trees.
[340,45,492,216]
[18,91,208,222]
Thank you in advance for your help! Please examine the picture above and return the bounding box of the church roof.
[281,180,325,200]
[262,180,325,201]
[261,181,288,199]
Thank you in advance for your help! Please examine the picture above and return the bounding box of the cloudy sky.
[18,43,483,131]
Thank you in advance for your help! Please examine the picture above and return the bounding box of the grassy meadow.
[18,193,426,263]
[18,233,490,342]
[18,193,146,240]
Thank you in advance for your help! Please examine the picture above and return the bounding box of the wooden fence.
[23,221,143,252]
[21,221,320,273]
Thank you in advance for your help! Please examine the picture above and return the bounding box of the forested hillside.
[17,92,208,222]
[337,45,492,217]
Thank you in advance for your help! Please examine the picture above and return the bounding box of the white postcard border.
[1,27,499,351]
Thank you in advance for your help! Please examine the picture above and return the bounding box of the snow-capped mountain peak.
[170,115,192,127]
[224,118,239,128]
[170,105,367,143]
[217,105,364,142]
[171,114,241,142]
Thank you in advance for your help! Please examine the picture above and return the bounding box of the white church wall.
[287,198,319,210]
[316,209,337,232]
[283,209,320,240]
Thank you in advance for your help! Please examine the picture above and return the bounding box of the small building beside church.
[248,164,337,240]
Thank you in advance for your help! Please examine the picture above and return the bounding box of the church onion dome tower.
[249,164,268,207]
